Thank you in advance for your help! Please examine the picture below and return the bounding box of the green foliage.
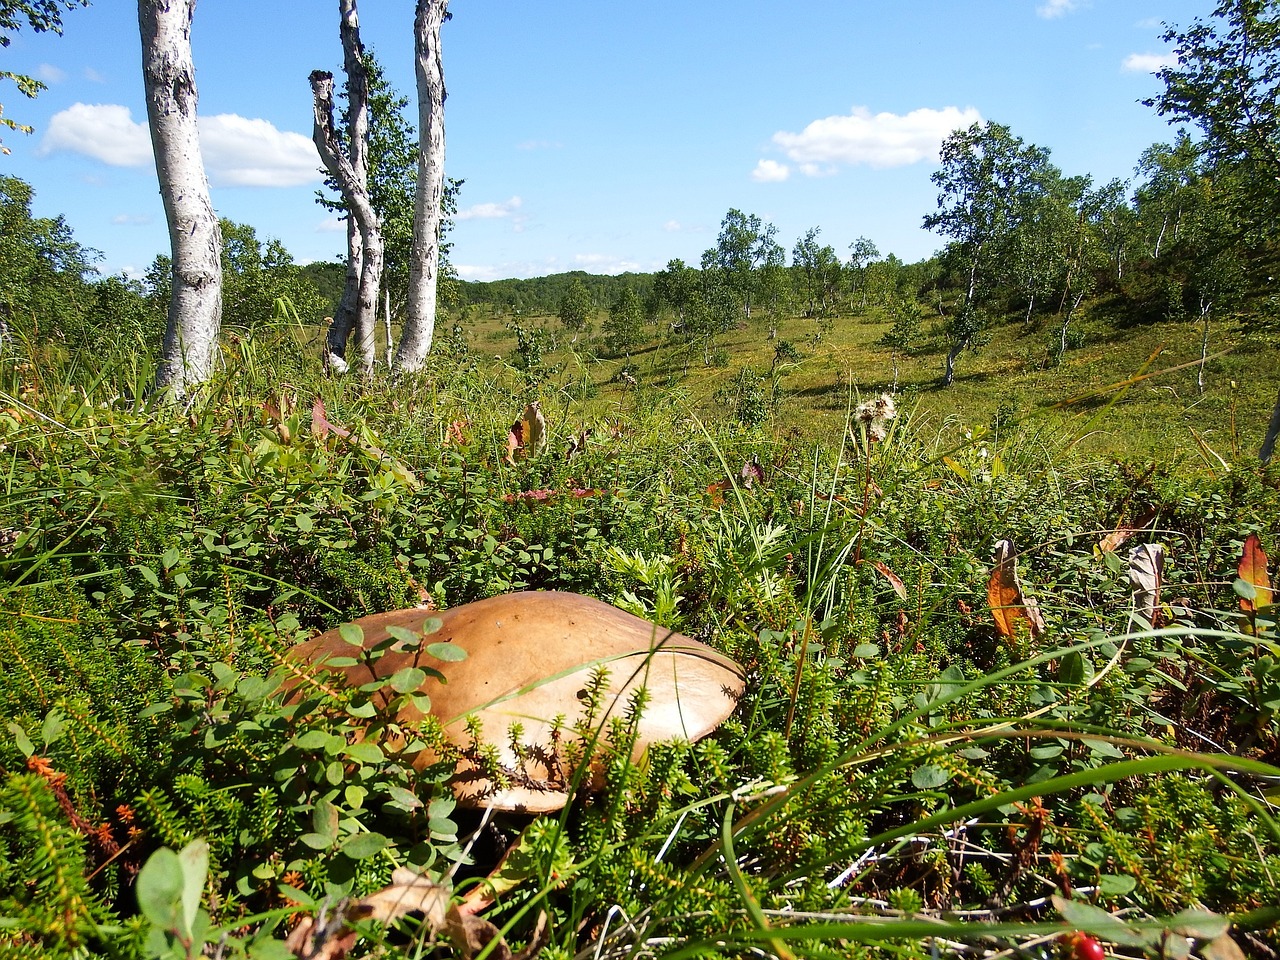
[3,329,1280,957]
[557,276,593,333]
[1148,0,1280,238]
[0,174,108,344]
[602,285,645,357]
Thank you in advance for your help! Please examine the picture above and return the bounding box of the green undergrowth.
[1,329,1279,958]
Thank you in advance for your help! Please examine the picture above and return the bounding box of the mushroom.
[284,591,745,813]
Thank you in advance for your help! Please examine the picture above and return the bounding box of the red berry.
[1057,932,1105,960]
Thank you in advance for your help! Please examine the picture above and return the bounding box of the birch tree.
[310,0,381,375]
[393,0,448,372]
[139,0,222,399]
[924,121,1054,386]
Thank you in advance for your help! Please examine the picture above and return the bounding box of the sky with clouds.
[2,0,1200,282]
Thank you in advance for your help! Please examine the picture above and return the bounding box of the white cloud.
[770,105,983,172]
[198,114,322,187]
[40,103,152,166]
[456,196,524,221]
[83,67,106,83]
[574,253,641,275]
[1037,0,1082,18]
[315,216,346,233]
[456,264,500,281]
[111,213,153,226]
[38,103,323,188]
[36,63,67,84]
[516,139,562,151]
[663,219,683,232]
[751,158,791,182]
[1123,52,1178,73]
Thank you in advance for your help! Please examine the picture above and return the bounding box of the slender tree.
[393,0,448,372]
[1134,132,1200,259]
[139,0,222,399]
[847,236,880,310]
[310,0,382,375]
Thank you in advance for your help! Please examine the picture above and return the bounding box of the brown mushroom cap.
[284,591,745,813]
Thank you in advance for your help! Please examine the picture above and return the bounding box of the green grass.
[1,309,1279,959]
[455,296,1280,467]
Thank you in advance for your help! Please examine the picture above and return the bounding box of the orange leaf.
[1098,509,1158,554]
[1239,534,1274,614]
[705,478,730,506]
[505,419,524,465]
[987,539,1045,639]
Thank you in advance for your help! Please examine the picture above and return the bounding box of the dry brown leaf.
[524,402,547,459]
[444,906,549,960]
[443,419,471,447]
[285,870,451,960]
[1201,934,1248,960]
[311,397,406,474]
[564,427,592,461]
[1239,533,1274,614]
[1098,508,1158,553]
[869,560,908,601]
[506,403,548,464]
[1128,543,1165,627]
[505,418,525,465]
[357,868,450,927]
[311,397,339,442]
[988,539,1046,639]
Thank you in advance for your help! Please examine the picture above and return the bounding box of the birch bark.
[310,66,382,376]
[139,0,222,399]
[312,0,381,375]
[393,0,448,372]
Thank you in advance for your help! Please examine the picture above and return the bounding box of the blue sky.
[3,0,1205,282]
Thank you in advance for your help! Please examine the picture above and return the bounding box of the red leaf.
[1239,534,1274,614]
[310,397,330,440]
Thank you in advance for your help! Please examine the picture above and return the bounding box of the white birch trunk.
[140,0,222,399]
[393,0,448,373]
[309,67,382,377]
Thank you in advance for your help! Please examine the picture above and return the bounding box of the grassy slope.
[450,292,1280,468]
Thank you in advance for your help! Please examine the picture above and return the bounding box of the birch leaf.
[1239,534,1274,614]
[870,560,908,601]
[1127,543,1165,627]
[988,539,1045,639]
